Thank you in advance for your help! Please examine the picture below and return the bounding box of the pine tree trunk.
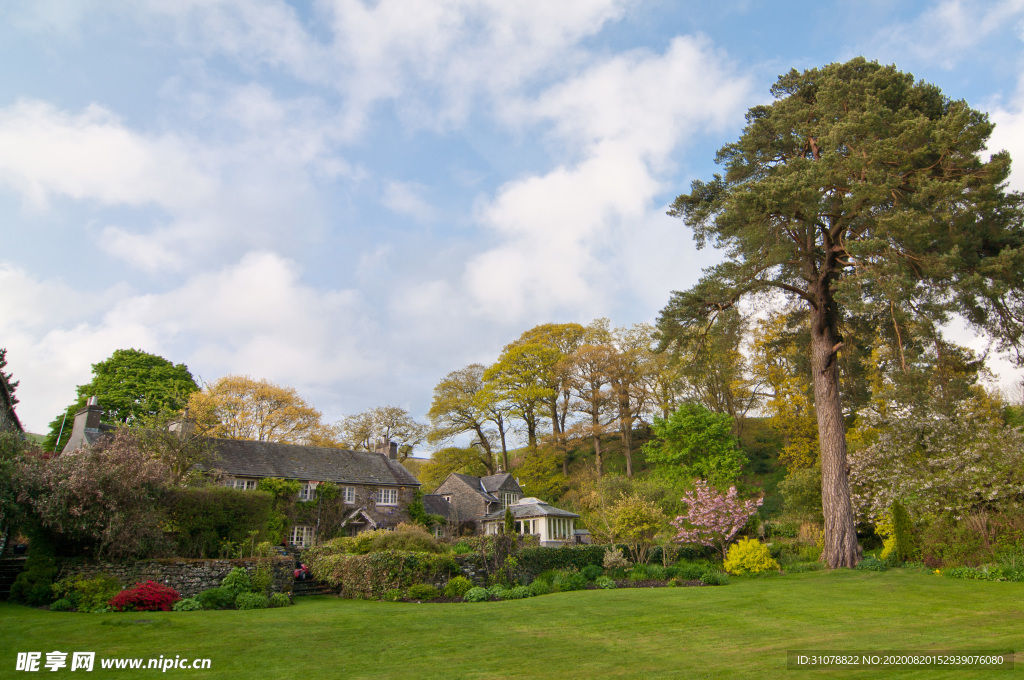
[810,302,861,568]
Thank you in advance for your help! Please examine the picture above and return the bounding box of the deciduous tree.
[187,375,328,445]
[658,58,1024,567]
[339,405,428,458]
[45,349,198,453]
[427,364,502,473]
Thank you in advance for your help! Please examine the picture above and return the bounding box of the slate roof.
[481,498,580,521]
[480,472,516,493]
[422,494,454,520]
[210,438,420,487]
[449,472,500,503]
[0,378,21,433]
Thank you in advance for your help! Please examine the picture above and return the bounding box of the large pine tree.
[657,58,1024,567]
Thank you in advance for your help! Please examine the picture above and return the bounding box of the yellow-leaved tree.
[187,375,337,445]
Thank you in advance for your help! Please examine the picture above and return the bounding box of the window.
[442,495,452,504]
[298,483,315,501]
[342,486,355,503]
[547,517,573,540]
[501,492,520,508]
[516,519,535,535]
[374,487,398,505]
[224,478,256,491]
[289,525,315,548]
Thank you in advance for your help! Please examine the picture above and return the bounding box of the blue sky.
[3,0,1024,435]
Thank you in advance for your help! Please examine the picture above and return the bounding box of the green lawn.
[2,570,1021,679]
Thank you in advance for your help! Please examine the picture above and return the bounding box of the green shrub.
[221,567,253,595]
[787,561,824,573]
[723,538,781,575]
[443,576,473,599]
[627,565,648,581]
[646,565,666,580]
[251,563,273,595]
[337,524,442,555]
[528,579,552,597]
[451,541,473,555]
[779,465,823,521]
[382,588,404,601]
[798,545,822,562]
[463,587,489,602]
[553,571,587,592]
[855,556,887,572]
[72,574,122,613]
[9,535,58,606]
[166,487,275,557]
[700,571,729,586]
[305,548,459,599]
[235,592,269,610]
[581,564,604,581]
[50,597,75,612]
[486,584,508,600]
[506,585,531,600]
[196,587,236,610]
[594,575,616,589]
[172,598,202,611]
[763,520,800,538]
[268,592,292,608]
[406,584,439,601]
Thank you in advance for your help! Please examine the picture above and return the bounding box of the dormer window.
[501,492,520,508]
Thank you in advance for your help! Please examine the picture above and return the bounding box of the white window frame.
[375,487,398,506]
[342,486,355,504]
[298,482,315,502]
[501,492,519,508]
[225,478,257,491]
[442,494,452,504]
[289,525,315,548]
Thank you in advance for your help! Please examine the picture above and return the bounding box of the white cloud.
[381,181,437,222]
[988,81,1024,191]
[463,36,751,322]
[0,99,215,210]
[0,253,384,432]
[870,0,1024,68]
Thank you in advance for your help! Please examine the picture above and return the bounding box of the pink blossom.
[671,480,762,559]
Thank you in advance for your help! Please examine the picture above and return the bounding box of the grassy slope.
[3,571,1021,679]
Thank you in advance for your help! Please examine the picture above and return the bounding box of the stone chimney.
[375,437,399,460]
[61,396,104,454]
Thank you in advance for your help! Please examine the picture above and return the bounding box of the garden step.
[0,558,27,598]
[291,580,334,596]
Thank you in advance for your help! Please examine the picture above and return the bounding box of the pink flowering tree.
[671,480,762,559]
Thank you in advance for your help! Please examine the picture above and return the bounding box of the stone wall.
[56,557,293,598]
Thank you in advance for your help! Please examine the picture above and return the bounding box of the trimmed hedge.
[309,549,459,599]
[166,487,275,558]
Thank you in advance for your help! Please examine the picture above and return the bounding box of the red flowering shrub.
[108,580,181,612]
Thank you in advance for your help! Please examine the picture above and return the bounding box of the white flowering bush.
[849,399,1024,521]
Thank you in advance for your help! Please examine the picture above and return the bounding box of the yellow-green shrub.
[723,538,781,575]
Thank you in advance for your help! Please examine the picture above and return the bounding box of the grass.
[2,570,1022,679]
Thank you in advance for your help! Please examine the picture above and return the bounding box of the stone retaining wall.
[57,557,293,598]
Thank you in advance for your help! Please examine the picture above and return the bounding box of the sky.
[3,0,1024,437]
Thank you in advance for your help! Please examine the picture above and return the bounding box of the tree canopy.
[45,349,198,452]
[187,375,329,445]
[657,58,1024,567]
[339,405,428,458]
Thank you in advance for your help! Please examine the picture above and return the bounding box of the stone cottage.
[212,437,420,546]
[431,472,524,531]
[58,401,420,547]
[480,497,580,547]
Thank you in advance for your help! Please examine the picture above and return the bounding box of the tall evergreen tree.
[657,58,1024,567]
